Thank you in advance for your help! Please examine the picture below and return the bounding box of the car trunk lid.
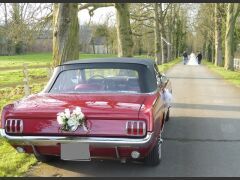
[5,93,147,137]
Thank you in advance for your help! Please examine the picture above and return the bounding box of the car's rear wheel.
[165,108,170,122]
[144,136,162,166]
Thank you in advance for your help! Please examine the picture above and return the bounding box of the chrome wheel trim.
[158,139,162,160]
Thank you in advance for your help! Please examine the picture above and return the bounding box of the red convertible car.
[0,58,172,166]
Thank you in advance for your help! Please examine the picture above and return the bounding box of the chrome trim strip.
[137,122,139,135]
[6,119,23,134]
[10,120,13,133]
[125,122,128,134]
[143,122,146,135]
[20,120,23,133]
[15,120,17,133]
[131,121,134,134]
[0,128,154,147]
[115,146,120,159]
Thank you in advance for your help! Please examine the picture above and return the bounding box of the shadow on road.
[168,76,222,80]
[163,116,240,141]
[172,103,240,112]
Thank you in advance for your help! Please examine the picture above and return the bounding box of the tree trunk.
[154,3,161,65]
[159,3,166,64]
[4,3,8,26]
[214,4,223,67]
[52,3,79,67]
[3,3,11,55]
[211,42,215,63]
[224,3,240,70]
[12,3,23,54]
[168,4,173,61]
[115,3,133,57]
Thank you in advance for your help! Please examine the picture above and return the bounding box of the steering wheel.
[88,75,107,89]
[88,75,106,80]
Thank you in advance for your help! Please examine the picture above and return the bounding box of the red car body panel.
[3,93,160,136]
[1,92,163,158]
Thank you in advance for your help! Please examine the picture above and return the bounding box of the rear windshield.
[49,63,157,94]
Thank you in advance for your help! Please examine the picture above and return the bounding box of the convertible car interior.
[50,68,141,93]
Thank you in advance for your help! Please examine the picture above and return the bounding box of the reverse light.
[16,147,25,153]
[5,119,23,133]
[131,151,140,159]
[126,121,146,136]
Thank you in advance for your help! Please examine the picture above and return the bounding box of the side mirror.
[160,74,168,84]
[157,74,168,87]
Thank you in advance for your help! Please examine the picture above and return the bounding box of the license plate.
[60,143,90,161]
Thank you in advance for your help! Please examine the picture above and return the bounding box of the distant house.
[89,36,108,54]
[79,25,108,54]
[0,24,109,54]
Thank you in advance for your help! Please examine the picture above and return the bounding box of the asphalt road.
[25,63,240,177]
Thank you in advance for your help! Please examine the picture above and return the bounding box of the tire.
[165,108,170,122]
[34,153,58,163]
[144,137,162,166]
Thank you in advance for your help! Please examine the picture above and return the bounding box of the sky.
[0,3,116,26]
[0,3,198,30]
[78,7,116,26]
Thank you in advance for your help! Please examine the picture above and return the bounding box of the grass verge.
[203,60,240,88]
[0,138,37,177]
[158,58,181,73]
[0,84,46,177]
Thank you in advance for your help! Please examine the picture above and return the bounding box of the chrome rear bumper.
[0,128,155,147]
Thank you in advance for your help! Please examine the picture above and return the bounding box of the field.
[0,53,118,69]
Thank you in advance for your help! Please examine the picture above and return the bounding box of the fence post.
[23,63,30,97]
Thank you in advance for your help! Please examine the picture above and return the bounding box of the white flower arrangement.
[57,107,88,132]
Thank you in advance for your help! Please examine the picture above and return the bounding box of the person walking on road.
[196,51,202,64]
[183,51,188,65]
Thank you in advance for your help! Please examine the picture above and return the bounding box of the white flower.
[64,108,71,119]
[67,118,78,127]
[58,112,65,117]
[78,112,85,119]
[57,106,86,131]
[74,107,82,115]
[57,115,64,125]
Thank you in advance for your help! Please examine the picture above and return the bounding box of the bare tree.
[0,3,52,55]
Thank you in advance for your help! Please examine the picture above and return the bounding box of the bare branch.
[78,3,114,11]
